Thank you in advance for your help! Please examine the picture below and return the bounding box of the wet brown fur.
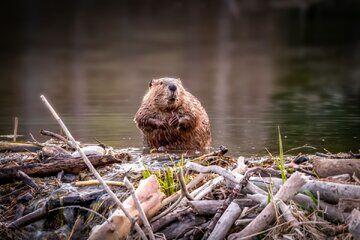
[134,78,211,150]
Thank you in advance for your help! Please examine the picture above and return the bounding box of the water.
[0,1,359,155]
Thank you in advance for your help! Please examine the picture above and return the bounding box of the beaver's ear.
[149,79,154,88]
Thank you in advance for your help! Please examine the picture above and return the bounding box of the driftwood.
[304,180,360,204]
[0,153,130,183]
[188,199,255,217]
[89,175,165,240]
[251,176,360,204]
[0,141,41,153]
[189,200,224,215]
[207,201,242,240]
[348,209,360,240]
[313,158,360,177]
[228,172,306,240]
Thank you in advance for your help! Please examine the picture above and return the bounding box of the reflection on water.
[0,1,359,154]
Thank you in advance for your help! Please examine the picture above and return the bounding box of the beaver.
[134,77,211,150]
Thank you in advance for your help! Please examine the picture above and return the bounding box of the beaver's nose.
[168,84,177,92]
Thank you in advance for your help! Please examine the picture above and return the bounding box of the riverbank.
[0,134,359,240]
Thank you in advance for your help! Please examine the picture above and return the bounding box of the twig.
[124,177,155,240]
[75,180,124,187]
[151,195,184,222]
[40,95,147,240]
[67,216,83,240]
[161,173,207,207]
[191,145,228,162]
[40,129,73,148]
[178,168,193,201]
[13,117,18,142]
[16,170,39,190]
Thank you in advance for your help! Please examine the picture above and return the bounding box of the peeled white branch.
[208,202,242,240]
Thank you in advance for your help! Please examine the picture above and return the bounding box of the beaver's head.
[144,77,185,110]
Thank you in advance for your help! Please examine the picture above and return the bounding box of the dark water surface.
[0,1,359,155]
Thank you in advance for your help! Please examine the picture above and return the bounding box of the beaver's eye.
[149,79,154,88]
[160,82,163,85]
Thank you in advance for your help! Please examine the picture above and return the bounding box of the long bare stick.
[40,95,147,240]
[124,177,155,240]
[178,168,193,201]
[13,117,18,142]
[75,180,124,187]
[186,162,238,183]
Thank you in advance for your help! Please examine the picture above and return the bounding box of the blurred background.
[0,0,359,155]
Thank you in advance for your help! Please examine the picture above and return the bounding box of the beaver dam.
[1,137,360,240]
[0,97,360,240]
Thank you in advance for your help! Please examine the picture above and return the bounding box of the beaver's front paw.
[148,118,166,130]
[178,117,190,131]
[168,115,179,127]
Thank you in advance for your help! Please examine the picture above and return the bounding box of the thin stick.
[75,180,124,187]
[124,177,155,240]
[40,95,147,240]
[178,168,193,201]
[151,195,184,222]
[13,117,18,142]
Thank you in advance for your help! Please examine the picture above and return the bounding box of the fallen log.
[88,175,165,240]
[228,172,306,240]
[0,141,42,153]
[0,153,130,183]
[313,158,360,178]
